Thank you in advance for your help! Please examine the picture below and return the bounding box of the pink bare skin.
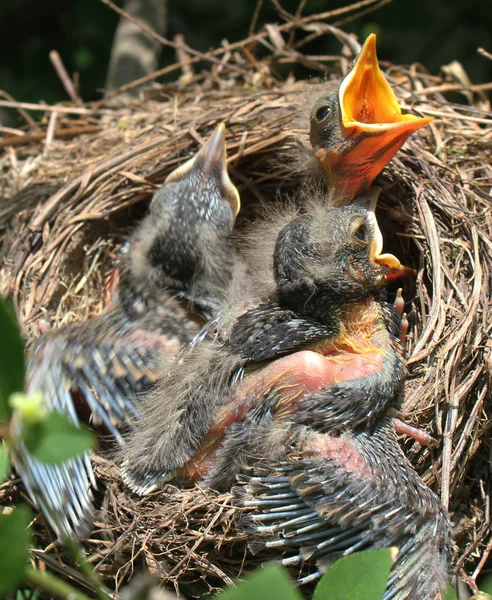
[180,348,385,481]
[180,293,435,481]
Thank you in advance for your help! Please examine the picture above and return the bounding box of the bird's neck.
[116,258,169,316]
[334,298,389,355]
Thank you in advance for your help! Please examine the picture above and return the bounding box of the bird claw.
[389,408,438,447]
[394,288,404,316]
[399,313,409,345]
[394,289,409,344]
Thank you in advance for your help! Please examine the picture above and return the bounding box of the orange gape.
[314,34,432,199]
[179,300,392,482]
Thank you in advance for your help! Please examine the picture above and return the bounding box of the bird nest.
[1,3,491,596]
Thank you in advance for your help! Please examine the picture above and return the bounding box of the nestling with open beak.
[11,123,241,539]
[309,34,432,202]
[122,187,414,493]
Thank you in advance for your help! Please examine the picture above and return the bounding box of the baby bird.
[122,187,411,492]
[12,123,241,539]
[242,416,450,599]
[308,34,432,202]
[123,188,449,599]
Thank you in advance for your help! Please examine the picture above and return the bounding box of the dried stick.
[174,33,194,83]
[249,0,264,35]
[478,47,492,61]
[49,50,83,106]
[0,100,120,116]
[412,82,492,96]
[0,125,101,150]
[0,90,40,129]
[43,111,58,156]
[98,0,384,103]
[98,0,247,77]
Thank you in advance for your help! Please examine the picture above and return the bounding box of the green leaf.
[23,412,96,464]
[221,565,301,600]
[9,391,48,424]
[17,589,41,600]
[444,584,459,600]
[0,445,11,482]
[313,548,397,600]
[0,506,31,595]
[0,299,25,422]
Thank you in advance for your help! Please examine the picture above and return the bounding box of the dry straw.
[0,0,491,595]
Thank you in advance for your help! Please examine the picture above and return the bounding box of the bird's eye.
[315,106,331,122]
[353,224,368,243]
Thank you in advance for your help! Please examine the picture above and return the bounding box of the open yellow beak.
[315,34,432,201]
[339,34,431,188]
[340,35,430,131]
[353,187,415,281]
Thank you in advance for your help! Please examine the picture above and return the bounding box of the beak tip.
[201,123,241,217]
[359,32,378,61]
[206,122,226,145]
[200,123,227,167]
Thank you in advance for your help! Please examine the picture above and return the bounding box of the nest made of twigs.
[1,3,491,596]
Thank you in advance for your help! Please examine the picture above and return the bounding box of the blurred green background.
[0,0,491,105]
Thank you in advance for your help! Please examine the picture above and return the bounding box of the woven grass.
[1,1,491,596]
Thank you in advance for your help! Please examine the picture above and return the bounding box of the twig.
[0,99,120,116]
[98,0,384,104]
[49,50,83,106]
[174,34,194,83]
[409,191,443,363]
[455,517,491,573]
[0,126,24,136]
[333,0,393,28]
[441,226,482,509]
[449,386,487,474]
[27,137,165,231]
[471,528,492,580]
[412,82,492,96]
[288,0,310,47]
[292,0,387,24]
[249,0,264,35]
[460,572,479,596]
[478,47,492,61]
[166,493,230,578]
[0,125,101,150]
[98,0,247,78]
[294,22,362,55]
[43,111,58,156]
[0,90,40,129]
[400,104,492,125]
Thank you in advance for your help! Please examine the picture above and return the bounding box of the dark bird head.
[310,34,432,201]
[274,187,413,318]
[127,123,240,313]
